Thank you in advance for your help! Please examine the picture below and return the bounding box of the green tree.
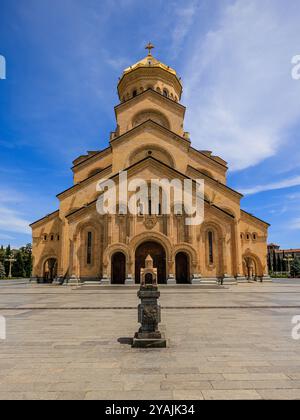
[0,262,6,279]
[12,251,26,278]
[4,245,11,274]
[0,245,5,264]
[20,244,32,278]
[290,258,300,278]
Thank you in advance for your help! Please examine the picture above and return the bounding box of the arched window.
[132,89,137,98]
[163,89,169,98]
[208,231,214,264]
[87,231,92,265]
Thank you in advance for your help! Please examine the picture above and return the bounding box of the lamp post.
[4,254,16,279]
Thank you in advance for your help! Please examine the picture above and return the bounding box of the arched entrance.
[111,252,126,285]
[243,256,258,280]
[175,252,190,284]
[43,258,57,283]
[135,241,166,284]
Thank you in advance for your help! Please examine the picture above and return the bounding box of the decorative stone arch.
[243,251,264,280]
[131,109,171,130]
[173,243,198,284]
[127,143,175,168]
[38,254,58,282]
[129,232,172,279]
[200,220,225,276]
[199,168,215,179]
[219,206,238,219]
[201,219,227,238]
[39,254,58,272]
[173,243,198,271]
[103,243,130,273]
[73,217,104,278]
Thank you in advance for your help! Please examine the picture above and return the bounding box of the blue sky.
[0,0,300,249]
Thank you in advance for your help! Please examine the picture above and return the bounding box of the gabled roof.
[66,155,235,221]
[241,209,270,227]
[72,146,111,170]
[30,210,60,228]
[57,165,113,200]
[110,118,190,146]
[187,165,243,199]
[115,88,186,114]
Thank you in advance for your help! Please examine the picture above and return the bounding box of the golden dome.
[118,43,183,102]
[123,54,178,78]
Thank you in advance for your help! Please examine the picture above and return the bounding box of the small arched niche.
[128,145,175,168]
[132,109,170,130]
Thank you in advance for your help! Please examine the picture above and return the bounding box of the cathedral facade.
[31,47,270,285]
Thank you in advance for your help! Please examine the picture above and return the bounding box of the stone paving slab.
[1,280,300,400]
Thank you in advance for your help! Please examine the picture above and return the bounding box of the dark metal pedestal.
[132,285,167,348]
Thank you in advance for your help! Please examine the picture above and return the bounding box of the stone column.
[68,235,80,285]
[221,235,237,285]
[167,259,176,285]
[234,220,246,283]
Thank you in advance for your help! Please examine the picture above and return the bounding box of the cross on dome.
[145,42,155,56]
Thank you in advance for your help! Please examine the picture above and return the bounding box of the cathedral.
[31,45,270,285]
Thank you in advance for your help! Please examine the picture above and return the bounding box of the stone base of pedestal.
[222,276,238,285]
[125,275,135,285]
[167,275,176,285]
[236,276,248,283]
[200,278,219,285]
[132,333,167,348]
[262,275,272,283]
[66,276,80,286]
[100,276,111,285]
[192,275,202,285]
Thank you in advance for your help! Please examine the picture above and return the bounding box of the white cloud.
[171,0,199,57]
[0,233,15,240]
[290,218,300,230]
[183,0,300,170]
[0,206,31,235]
[239,175,300,195]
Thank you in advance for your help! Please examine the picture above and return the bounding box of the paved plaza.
[1,280,300,400]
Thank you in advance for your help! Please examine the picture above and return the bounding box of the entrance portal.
[111,252,126,284]
[243,256,257,280]
[175,252,190,284]
[43,258,57,283]
[135,241,166,284]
